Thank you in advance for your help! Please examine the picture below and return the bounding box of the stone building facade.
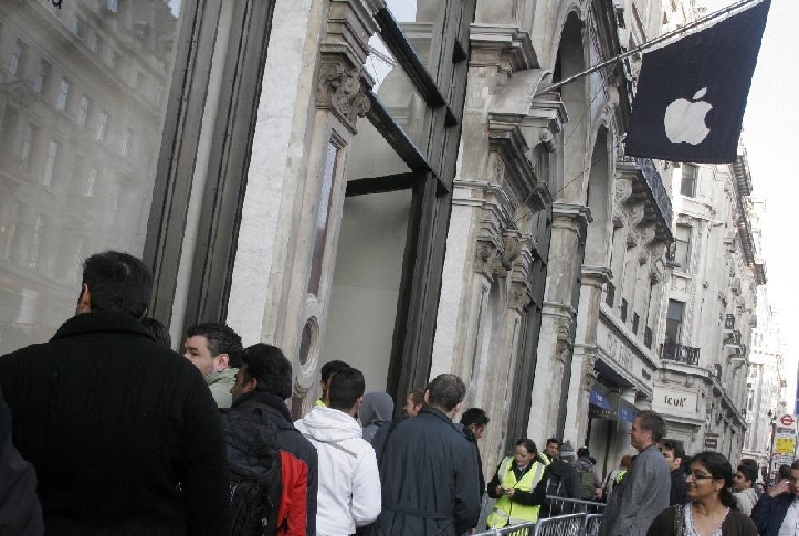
[742,284,787,476]
[653,143,765,463]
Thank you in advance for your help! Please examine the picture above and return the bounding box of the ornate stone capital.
[508,280,532,313]
[474,238,500,278]
[316,58,371,134]
[612,177,633,229]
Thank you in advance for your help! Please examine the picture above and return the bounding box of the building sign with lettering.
[704,433,718,450]
[597,317,655,393]
[652,385,698,418]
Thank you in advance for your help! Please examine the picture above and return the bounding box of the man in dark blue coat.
[373,374,481,536]
[752,460,799,536]
[0,384,42,535]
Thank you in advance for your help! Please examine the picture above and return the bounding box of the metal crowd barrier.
[472,498,605,536]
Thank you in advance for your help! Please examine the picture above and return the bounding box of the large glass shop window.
[0,0,184,354]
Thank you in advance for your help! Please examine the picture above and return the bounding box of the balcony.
[661,342,701,366]
[617,157,673,242]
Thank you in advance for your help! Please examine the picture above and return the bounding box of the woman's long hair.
[691,451,737,509]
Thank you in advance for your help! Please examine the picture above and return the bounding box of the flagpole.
[534,0,764,97]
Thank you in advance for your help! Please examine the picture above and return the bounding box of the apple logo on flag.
[664,87,712,145]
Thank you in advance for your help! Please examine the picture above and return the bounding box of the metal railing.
[661,342,700,366]
[473,499,605,536]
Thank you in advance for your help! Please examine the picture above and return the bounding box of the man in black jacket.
[0,251,230,535]
[530,439,580,517]
[373,374,481,536]
[226,343,318,536]
[458,407,489,500]
[660,439,687,506]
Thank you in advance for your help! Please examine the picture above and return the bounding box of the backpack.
[543,470,569,516]
[222,407,284,536]
[579,466,596,500]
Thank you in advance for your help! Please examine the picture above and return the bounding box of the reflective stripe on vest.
[487,458,546,528]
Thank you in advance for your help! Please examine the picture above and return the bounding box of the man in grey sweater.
[600,410,671,536]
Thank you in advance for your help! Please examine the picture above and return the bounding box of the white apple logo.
[664,87,712,145]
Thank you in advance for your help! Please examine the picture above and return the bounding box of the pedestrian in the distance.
[360,391,394,444]
[661,439,687,505]
[733,463,759,516]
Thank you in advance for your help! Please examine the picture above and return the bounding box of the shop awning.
[618,398,636,423]
[589,387,612,410]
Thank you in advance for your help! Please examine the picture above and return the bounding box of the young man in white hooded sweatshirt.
[295,367,381,536]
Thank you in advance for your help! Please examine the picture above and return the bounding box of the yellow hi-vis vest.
[486,458,547,528]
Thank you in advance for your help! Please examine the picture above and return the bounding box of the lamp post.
[767,409,777,485]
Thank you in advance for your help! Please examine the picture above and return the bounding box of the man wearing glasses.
[599,410,671,536]
[752,460,799,536]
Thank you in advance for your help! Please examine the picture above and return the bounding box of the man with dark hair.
[227,343,318,536]
[183,322,243,408]
[458,408,489,502]
[404,388,425,417]
[530,439,580,517]
[0,251,230,534]
[373,374,481,536]
[296,367,381,536]
[600,410,670,536]
[734,462,759,515]
[753,459,799,536]
[575,447,603,500]
[660,439,687,505]
[316,359,350,408]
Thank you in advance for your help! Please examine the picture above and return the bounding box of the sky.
[701,0,799,412]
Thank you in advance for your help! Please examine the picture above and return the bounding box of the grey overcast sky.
[701,0,799,411]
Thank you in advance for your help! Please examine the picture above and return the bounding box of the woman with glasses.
[646,451,757,536]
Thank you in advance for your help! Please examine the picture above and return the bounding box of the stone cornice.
[552,202,593,224]
[581,265,613,287]
[469,24,538,72]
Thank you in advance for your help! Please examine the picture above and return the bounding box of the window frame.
[681,164,697,197]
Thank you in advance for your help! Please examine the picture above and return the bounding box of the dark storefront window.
[0,0,186,354]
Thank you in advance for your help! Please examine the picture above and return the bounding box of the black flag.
[625,0,770,164]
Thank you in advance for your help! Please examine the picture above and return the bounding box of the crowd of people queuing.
[0,250,797,536]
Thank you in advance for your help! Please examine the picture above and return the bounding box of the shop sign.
[704,434,718,450]
[652,385,698,418]
[775,437,796,455]
[597,321,654,387]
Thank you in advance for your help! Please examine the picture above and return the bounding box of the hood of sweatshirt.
[300,407,362,442]
[359,391,394,427]
[737,487,758,503]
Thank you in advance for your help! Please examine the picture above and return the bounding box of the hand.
[769,480,791,497]
[495,485,504,496]
[504,488,516,498]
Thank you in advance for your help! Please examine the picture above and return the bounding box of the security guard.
[486,439,548,528]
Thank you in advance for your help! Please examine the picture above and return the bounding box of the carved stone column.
[564,266,611,445]
[527,203,589,443]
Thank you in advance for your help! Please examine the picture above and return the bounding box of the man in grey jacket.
[600,410,671,536]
